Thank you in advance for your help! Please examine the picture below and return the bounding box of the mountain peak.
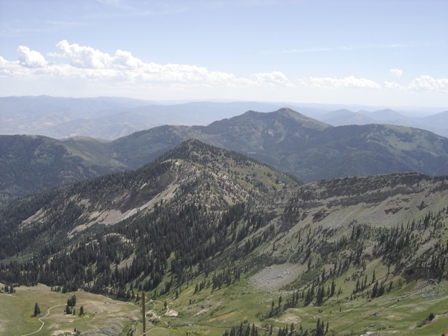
[276,107,298,115]
[271,107,331,130]
[158,138,262,167]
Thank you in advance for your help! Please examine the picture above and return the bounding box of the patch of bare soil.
[250,263,303,290]
[164,309,178,317]
[194,308,209,316]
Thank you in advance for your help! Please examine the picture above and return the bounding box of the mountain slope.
[1,141,448,335]
[111,108,448,182]
[3,108,448,208]
[293,123,448,181]
[420,110,448,138]
[0,134,126,207]
[0,139,298,260]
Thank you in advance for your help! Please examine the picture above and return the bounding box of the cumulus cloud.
[253,71,294,87]
[55,40,113,68]
[2,41,448,99]
[384,81,405,90]
[408,75,448,92]
[1,41,282,88]
[302,76,381,89]
[17,46,47,68]
[390,68,403,77]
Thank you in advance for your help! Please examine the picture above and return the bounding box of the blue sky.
[0,0,447,108]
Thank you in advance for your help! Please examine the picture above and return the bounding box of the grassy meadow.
[1,269,447,336]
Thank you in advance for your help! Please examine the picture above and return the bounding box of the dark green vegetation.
[1,140,448,335]
[109,109,448,183]
[0,134,126,207]
[3,108,448,208]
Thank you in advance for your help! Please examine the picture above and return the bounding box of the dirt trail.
[133,299,176,336]
[21,305,63,336]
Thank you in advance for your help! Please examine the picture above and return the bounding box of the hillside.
[0,140,447,335]
[111,108,448,181]
[0,139,298,260]
[0,134,127,207]
[3,108,448,208]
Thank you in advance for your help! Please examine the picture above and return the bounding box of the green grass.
[0,284,141,336]
[158,273,448,336]
[1,276,447,336]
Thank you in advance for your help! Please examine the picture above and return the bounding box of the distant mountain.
[319,109,375,126]
[0,134,125,207]
[361,108,407,121]
[0,96,151,137]
[43,101,295,140]
[3,96,447,140]
[2,107,448,207]
[110,108,448,182]
[420,111,448,137]
[320,108,448,138]
[0,140,447,335]
[321,108,415,127]
[0,96,294,140]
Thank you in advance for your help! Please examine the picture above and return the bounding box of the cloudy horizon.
[1,0,447,108]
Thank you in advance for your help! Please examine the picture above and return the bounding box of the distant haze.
[1,97,447,140]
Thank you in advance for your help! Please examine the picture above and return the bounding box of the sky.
[0,0,447,108]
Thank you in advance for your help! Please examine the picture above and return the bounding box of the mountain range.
[0,139,447,335]
[2,107,448,208]
[1,96,447,139]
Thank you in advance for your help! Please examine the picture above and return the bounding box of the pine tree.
[65,304,72,314]
[34,303,41,317]
[316,318,324,336]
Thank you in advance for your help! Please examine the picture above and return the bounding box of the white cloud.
[1,41,286,88]
[408,75,448,92]
[384,81,405,90]
[113,50,142,69]
[2,41,448,102]
[253,71,294,87]
[390,68,403,77]
[302,76,381,89]
[55,40,113,68]
[17,46,47,68]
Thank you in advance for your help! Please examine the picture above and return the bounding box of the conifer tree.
[34,303,41,317]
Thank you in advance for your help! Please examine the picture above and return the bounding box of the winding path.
[22,305,63,336]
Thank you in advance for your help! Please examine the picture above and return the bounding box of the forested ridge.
[1,140,448,335]
[4,108,448,209]
[0,140,296,293]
